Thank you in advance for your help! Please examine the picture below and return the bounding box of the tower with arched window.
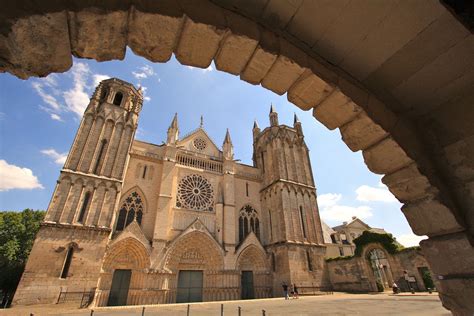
[17,78,144,305]
[253,107,328,293]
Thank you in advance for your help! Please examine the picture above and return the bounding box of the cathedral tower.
[253,106,327,294]
[14,79,143,305]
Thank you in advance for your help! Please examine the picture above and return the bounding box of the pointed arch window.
[116,191,144,231]
[77,192,91,223]
[239,205,260,242]
[60,246,74,279]
[113,92,123,106]
[93,139,108,175]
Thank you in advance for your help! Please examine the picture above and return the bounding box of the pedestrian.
[293,284,299,299]
[282,282,289,300]
[392,282,399,294]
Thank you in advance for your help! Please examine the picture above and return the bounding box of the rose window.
[176,174,214,211]
[193,138,207,151]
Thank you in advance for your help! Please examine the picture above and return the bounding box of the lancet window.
[238,204,260,242]
[116,191,144,231]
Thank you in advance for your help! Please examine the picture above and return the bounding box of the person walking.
[282,283,289,300]
[293,284,299,299]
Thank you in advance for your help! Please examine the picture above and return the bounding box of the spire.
[222,128,234,160]
[171,113,178,129]
[294,113,304,136]
[270,103,276,114]
[223,128,232,145]
[253,119,260,130]
[293,113,300,125]
[269,103,279,126]
[167,113,179,145]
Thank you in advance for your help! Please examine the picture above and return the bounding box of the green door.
[107,269,132,306]
[176,270,203,303]
[241,271,255,299]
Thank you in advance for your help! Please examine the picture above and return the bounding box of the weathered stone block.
[402,198,465,236]
[437,278,474,316]
[214,12,260,75]
[382,163,437,202]
[340,112,388,152]
[261,40,306,95]
[241,29,279,85]
[175,16,225,68]
[0,12,72,78]
[362,137,412,174]
[128,8,183,63]
[287,69,334,111]
[312,89,362,130]
[420,232,474,276]
[68,8,128,61]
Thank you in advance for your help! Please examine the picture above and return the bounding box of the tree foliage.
[0,209,45,296]
[353,231,403,256]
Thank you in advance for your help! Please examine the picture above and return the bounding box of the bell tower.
[253,105,328,295]
[14,78,143,305]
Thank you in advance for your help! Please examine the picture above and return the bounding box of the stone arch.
[361,243,395,292]
[1,3,472,313]
[236,244,268,272]
[164,230,224,272]
[103,237,150,271]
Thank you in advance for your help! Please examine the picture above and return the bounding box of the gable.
[177,128,221,157]
[347,219,370,230]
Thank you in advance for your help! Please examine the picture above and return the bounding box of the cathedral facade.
[13,78,328,306]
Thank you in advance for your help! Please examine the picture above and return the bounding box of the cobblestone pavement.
[1,293,449,316]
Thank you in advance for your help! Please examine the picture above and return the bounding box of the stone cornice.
[260,178,316,193]
[41,221,112,233]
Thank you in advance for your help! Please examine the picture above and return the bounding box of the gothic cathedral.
[13,78,328,306]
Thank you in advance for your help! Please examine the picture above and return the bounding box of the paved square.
[1,293,449,316]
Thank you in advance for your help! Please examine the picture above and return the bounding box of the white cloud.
[63,62,92,116]
[356,184,397,203]
[396,233,427,247]
[32,62,110,120]
[0,160,44,191]
[186,64,214,73]
[50,113,62,121]
[93,74,111,87]
[318,193,373,222]
[41,149,68,165]
[320,204,373,222]
[32,81,62,111]
[132,65,156,79]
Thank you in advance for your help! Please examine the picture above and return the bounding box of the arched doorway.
[367,248,393,291]
[96,237,150,306]
[163,230,225,302]
[236,244,271,299]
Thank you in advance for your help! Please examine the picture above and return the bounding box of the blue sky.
[0,48,424,246]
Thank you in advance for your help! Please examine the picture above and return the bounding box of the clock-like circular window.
[176,174,214,211]
[193,137,207,151]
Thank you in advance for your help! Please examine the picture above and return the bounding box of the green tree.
[0,209,45,306]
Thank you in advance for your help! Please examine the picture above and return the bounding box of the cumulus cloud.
[0,160,44,191]
[32,62,110,120]
[186,64,214,73]
[50,113,62,121]
[41,149,68,165]
[132,65,156,79]
[63,62,93,116]
[318,193,373,222]
[93,74,111,87]
[396,233,427,247]
[356,183,397,203]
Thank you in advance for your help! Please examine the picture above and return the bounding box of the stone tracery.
[176,174,214,212]
[116,191,144,231]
